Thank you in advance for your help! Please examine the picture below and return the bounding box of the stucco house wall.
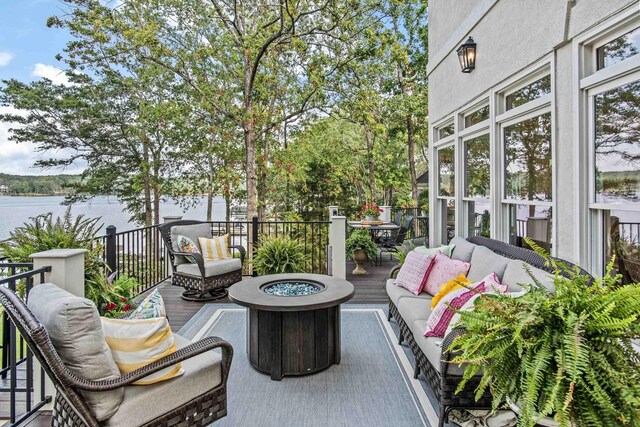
[428,0,638,269]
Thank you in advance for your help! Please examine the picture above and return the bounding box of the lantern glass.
[457,37,476,73]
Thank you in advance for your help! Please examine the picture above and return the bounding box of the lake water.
[0,195,226,240]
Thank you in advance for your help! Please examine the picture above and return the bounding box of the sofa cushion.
[423,253,471,296]
[176,258,242,277]
[28,283,123,421]
[449,237,476,262]
[386,279,430,306]
[502,259,555,292]
[397,296,433,326]
[414,244,456,258]
[394,251,436,295]
[431,274,472,309]
[412,320,466,376]
[467,246,510,282]
[170,223,212,265]
[103,334,222,426]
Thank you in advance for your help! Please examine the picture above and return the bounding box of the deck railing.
[0,263,52,426]
[98,218,332,294]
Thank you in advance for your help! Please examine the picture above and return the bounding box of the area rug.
[179,304,440,427]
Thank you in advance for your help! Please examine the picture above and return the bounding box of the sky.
[0,0,75,176]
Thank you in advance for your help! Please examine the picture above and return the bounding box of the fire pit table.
[228,273,355,380]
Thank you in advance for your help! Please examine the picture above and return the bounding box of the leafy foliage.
[252,235,310,276]
[450,240,640,427]
[392,240,416,265]
[0,207,108,303]
[345,229,378,261]
[99,275,138,318]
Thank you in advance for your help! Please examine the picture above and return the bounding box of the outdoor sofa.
[386,236,592,427]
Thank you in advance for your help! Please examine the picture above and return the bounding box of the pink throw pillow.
[423,272,508,338]
[394,251,436,295]
[422,252,471,296]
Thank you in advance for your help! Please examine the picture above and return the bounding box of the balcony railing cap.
[30,249,88,259]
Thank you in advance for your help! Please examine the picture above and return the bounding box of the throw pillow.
[394,251,436,295]
[422,252,471,296]
[177,235,200,264]
[424,272,508,338]
[101,316,184,385]
[431,274,472,309]
[128,289,166,320]
[198,235,231,261]
[414,244,456,258]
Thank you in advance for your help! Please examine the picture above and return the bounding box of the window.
[505,75,551,110]
[594,81,640,205]
[463,105,490,128]
[438,123,455,139]
[438,146,455,197]
[504,113,553,202]
[464,134,490,237]
[596,26,640,70]
[508,204,552,252]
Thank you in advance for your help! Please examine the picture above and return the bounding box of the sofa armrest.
[229,245,246,266]
[388,265,402,280]
[440,327,467,377]
[61,336,233,391]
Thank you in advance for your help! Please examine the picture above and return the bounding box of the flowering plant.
[99,274,138,318]
[358,203,382,219]
[102,297,134,318]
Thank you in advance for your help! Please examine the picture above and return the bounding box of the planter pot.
[352,249,368,275]
[364,215,379,222]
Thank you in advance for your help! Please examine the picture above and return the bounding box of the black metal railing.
[99,218,332,294]
[0,263,52,426]
[618,222,640,243]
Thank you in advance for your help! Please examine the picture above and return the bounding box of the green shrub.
[99,275,138,318]
[252,234,309,275]
[450,239,640,427]
[392,241,416,265]
[0,207,109,304]
[345,229,378,261]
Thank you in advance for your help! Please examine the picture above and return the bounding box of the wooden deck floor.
[9,259,396,426]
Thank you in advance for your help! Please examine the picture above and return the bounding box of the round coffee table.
[228,273,355,380]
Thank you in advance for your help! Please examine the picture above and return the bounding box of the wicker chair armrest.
[229,245,246,265]
[388,265,402,279]
[64,336,233,392]
[171,251,205,275]
[440,327,468,377]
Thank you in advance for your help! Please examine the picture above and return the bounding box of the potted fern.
[449,242,640,427]
[252,234,309,275]
[345,230,378,275]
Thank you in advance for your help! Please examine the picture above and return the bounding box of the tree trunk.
[407,114,418,207]
[364,127,376,203]
[257,134,269,219]
[152,161,160,226]
[206,155,214,221]
[244,52,258,221]
[142,137,153,226]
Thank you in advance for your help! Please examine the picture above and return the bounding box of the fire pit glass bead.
[263,281,323,297]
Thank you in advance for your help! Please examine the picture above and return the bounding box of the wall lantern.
[457,36,476,73]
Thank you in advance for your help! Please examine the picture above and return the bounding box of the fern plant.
[252,234,309,275]
[345,229,378,261]
[450,239,640,426]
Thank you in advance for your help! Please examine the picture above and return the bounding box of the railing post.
[29,248,88,410]
[252,216,259,277]
[329,214,346,279]
[105,225,117,275]
[379,206,391,223]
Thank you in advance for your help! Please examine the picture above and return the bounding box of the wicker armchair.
[159,220,246,301]
[0,284,233,427]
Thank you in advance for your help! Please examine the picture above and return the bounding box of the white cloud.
[31,63,70,86]
[0,52,13,67]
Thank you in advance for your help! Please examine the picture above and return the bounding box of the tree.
[51,0,383,220]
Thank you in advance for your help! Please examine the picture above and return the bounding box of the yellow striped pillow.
[198,235,231,261]
[101,317,184,385]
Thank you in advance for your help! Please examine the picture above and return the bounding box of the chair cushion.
[170,223,212,265]
[101,316,184,385]
[27,283,123,421]
[397,296,433,326]
[103,334,222,426]
[467,246,510,282]
[176,258,242,277]
[176,235,200,264]
[198,235,231,261]
[415,244,455,258]
[502,259,555,292]
[386,279,431,306]
[394,251,436,295]
[449,237,477,262]
[423,253,471,296]
[412,320,467,376]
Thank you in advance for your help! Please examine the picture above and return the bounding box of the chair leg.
[438,405,447,427]
[398,331,404,345]
[413,363,420,379]
[387,309,392,321]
